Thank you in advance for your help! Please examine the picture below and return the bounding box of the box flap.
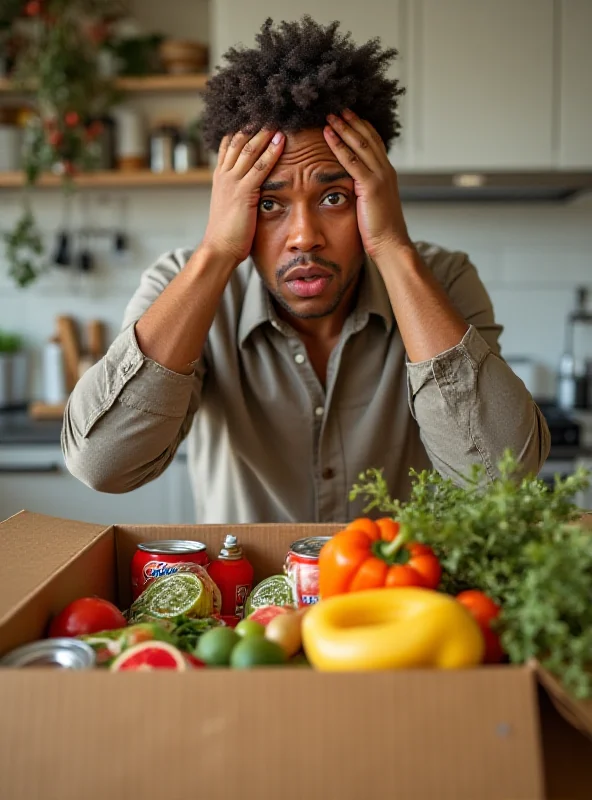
[0,511,109,625]
[535,660,592,739]
[0,666,544,800]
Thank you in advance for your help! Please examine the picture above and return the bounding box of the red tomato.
[48,597,126,638]
[25,1,41,16]
[456,590,504,663]
[64,111,80,127]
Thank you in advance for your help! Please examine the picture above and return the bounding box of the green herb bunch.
[350,452,592,697]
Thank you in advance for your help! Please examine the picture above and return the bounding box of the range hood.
[397,171,592,202]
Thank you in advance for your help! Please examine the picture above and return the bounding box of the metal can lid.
[0,638,96,669]
[137,539,207,555]
[288,536,332,559]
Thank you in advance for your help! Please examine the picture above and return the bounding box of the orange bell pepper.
[319,517,441,599]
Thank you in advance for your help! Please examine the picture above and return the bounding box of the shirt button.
[322,467,335,480]
[294,353,305,365]
[314,406,324,418]
[122,363,131,374]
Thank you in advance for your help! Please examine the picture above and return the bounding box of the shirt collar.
[238,255,393,348]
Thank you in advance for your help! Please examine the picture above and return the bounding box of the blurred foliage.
[4,0,125,286]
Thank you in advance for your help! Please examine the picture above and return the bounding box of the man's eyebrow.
[260,171,352,191]
[315,170,351,184]
[260,179,290,191]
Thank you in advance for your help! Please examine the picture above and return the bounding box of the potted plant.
[3,0,125,288]
[0,330,28,409]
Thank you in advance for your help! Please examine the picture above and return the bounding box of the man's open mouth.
[284,265,334,298]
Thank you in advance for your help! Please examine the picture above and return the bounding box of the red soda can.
[285,537,331,607]
[208,535,254,620]
[131,540,209,601]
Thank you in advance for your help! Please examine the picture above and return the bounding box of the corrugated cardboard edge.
[0,666,546,800]
[0,511,112,627]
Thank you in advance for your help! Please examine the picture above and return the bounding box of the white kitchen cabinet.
[211,0,410,167]
[0,446,195,525]
[558,0,592,168]
[406,0,555,170]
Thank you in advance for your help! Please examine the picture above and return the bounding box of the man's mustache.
[276,254,342,280]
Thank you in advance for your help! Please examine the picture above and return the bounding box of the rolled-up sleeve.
[62,249,203,493]
[407,252,550,482]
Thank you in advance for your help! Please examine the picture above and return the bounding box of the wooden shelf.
[0,73,209,94]
[0,168,213,189]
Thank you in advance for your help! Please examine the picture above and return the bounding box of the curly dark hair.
[202,16,405,152]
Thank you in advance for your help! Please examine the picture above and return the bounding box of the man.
[62,17,550,523]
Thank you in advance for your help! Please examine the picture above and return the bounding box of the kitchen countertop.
[0,409,591,460]
[0,409,63,446]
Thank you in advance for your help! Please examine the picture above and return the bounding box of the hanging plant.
[3,205,45,288]
[4,0,125,287]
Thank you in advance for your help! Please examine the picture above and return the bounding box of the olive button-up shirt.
[62,241,550,523]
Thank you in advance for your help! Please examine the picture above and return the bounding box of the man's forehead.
[263,128,351,189]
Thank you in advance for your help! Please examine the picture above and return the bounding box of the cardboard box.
[1,510,592,800]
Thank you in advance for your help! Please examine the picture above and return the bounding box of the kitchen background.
[0,0,591,522]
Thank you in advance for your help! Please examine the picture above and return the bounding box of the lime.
[244,575,295,617]
[234,619,266,638]
[230,637,287,669]
[128,573,211,622]
[196,627,240,666]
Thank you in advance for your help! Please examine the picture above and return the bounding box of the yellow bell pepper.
[301,587,484,671]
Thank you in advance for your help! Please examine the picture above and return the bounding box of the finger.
[326,114,382,173]
[217,135,231,167]
[221,129,263,171]
[232,128,280,178]
[323,124,373,181]
[342,109,387,154]
[244,131,285,187]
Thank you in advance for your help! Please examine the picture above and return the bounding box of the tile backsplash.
[1,189,591,401]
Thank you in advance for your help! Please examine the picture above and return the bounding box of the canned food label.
[286,559,320,607]
[300,594,320,605]
[235,584,250,618]
[142,560,196,582]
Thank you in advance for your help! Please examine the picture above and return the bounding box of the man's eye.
[321,193,347,207]
[259,199,279,212]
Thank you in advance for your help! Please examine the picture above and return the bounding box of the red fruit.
[64,111,80,127]
[25,1,41,16]
[456,590,504,664]
[48,130,63,148]
[247,606,292,627]
[110,641,187,671]
[184,653,206,668]
[49,597,127,638]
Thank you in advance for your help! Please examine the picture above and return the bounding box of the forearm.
[373,243,469,363]
[135,243,238,374]
[62,324,201,493]
[408,327,551,481]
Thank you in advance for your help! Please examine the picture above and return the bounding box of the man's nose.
[286,205,326,252]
